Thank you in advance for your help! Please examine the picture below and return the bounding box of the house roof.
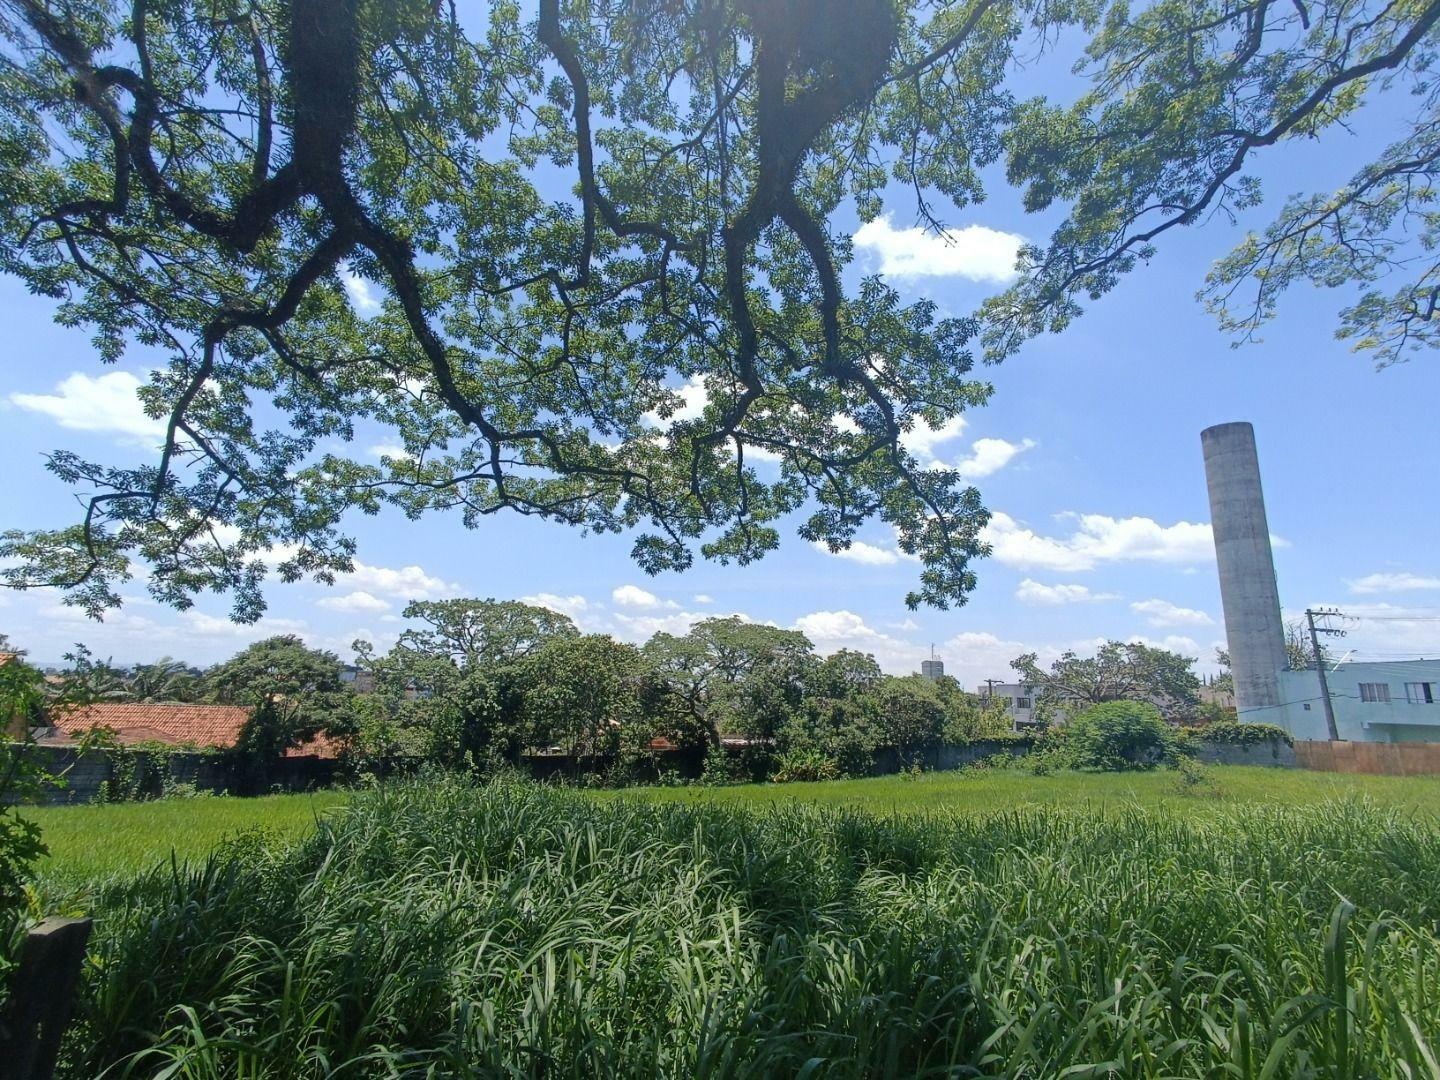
[46,702,340,758]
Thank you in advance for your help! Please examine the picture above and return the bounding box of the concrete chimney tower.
[1201,422,1288,719]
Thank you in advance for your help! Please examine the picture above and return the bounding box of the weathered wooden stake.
[1,916,92,1080]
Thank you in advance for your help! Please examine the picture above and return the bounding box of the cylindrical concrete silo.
[1201,422,1288,719]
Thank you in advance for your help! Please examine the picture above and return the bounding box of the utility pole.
[984,678,996,701]
[1305,608,1348,742]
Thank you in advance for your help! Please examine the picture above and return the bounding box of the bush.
[1025,732,1077,775]
[770,747,841,783]
[1171,756,1224,798]
[1186,721,1293,747]
[1067,701,1178,771]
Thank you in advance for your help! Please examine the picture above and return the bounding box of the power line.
[1347,615,1440,623]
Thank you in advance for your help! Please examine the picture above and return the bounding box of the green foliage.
[1013,640,1202,723]
[210,636,353,765]
[1171,756,1225,799]
[395,599,580,668]
[346,604,1019,784]
[0,653,51,909]
[0,0,1017,620]
[699,744,749,787]
[123,657,204,703]
[1066,701,1179,771]
[770,747,843,783]
[515,635,648,760]
[1195,699,1232,725]
[644,618,815,746]
[0,0,1428,631]
[870,677,947,758]
[779,695,880,778]
[982,0,1439,370]
[1187,721,1295,747]
[50,778,1440,1076]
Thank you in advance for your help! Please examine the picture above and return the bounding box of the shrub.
[1171,756,1224,798]
[1067,701,1178,771]
[770,747,841,783]
[1025,733,1077,775]
[1187,721,1294,747]
[959,752,1019,777]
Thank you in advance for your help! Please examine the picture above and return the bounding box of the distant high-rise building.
[920,658,944,680]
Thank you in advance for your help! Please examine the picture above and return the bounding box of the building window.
[1405,682,1435,704]
[1001,696,1014,707]
[1015,697,1032,710]
[1359,682,1391,704]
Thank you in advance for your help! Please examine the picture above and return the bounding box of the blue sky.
[3,53,1439,686]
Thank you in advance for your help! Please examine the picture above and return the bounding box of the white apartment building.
[977,681,1044,730]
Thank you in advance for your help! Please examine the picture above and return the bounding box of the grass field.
[28,790,350,885]
[40,774,1440,1077]
[27,764,1440,883]
[612,761,1440,814]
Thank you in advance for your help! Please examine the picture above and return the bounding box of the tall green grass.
[63,777,1440,1077]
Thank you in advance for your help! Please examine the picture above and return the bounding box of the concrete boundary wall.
[7,745,337,805]
[1190,739,1295,768]
[1294,740,1440,776]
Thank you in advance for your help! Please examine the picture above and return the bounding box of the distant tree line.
[348,601,1013,783]
[6,611,1224,784]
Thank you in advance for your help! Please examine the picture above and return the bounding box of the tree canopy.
[1012,640,1201,721]
[0,0,1432,619]
[392,598,580,667]
[210,634,352,760]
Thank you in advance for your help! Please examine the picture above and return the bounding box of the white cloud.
[900,415,967,465]
[342,268,383,315]
[612,584,678,610]
[520,593,590,621]
[1130,598,1214,628]
[317,590,391,614]
[792,610,921,672]
[1347,572,1440,595]
[1015,579,1118,605]
[810,538,906,566]
[1128,633,1206,658]
[342,561,458,600]
[692,594,714,605]
[11,371,164,443]
[938,630,1063,690]
[852,215,1025,283]
[611,610,709,639]
[181,611,308,638]
[367,443,412,461]
[15,595,310,666]
[954,437,1036,479]
[982,511,1215,573]
[644,374,708,425]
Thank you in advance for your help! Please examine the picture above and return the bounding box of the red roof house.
[45,702,340,758]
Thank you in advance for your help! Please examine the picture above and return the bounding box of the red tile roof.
[48,702,340,758]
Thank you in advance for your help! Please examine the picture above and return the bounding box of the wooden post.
[1,916,92,1080]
